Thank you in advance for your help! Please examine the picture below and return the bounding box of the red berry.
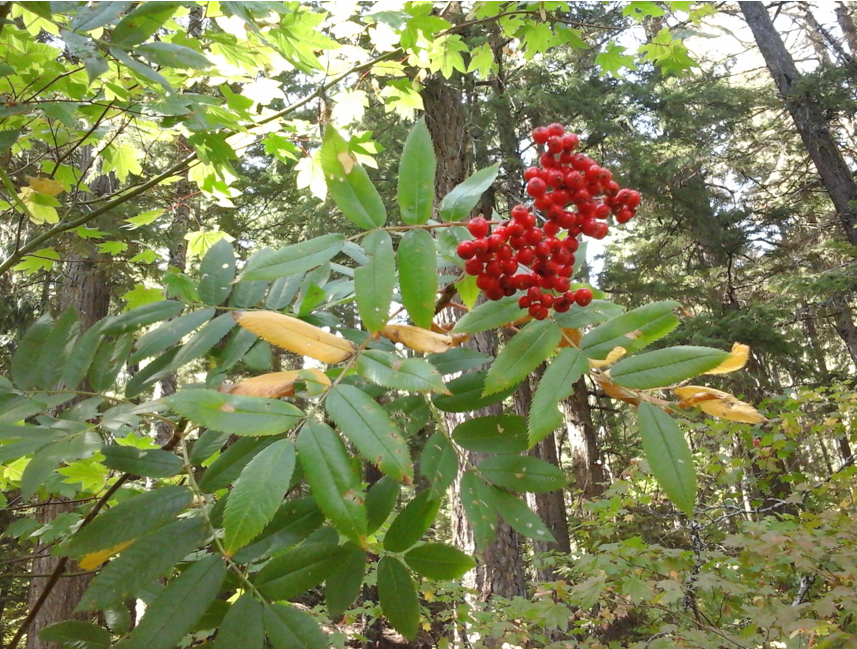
[575,288,593,306]
[553,298,571,313]
[508,221,525,237]
[544,220,560,237]
[540,294,555,308]
[565,170,584,191]
[531,305,549,320]
[615,208,634,224]
[468,216,490,238]
[519,296,532,309]
[485,260,503,277]
[516,247,535,265]
[517,211,536,229]
[570,153,593,171]
[625,190,641,208]
[502,259,518,275]
[523,167,540,181]
[473,238,489,256]
[547,122,565,137]
[493,226,509,241]
[560,133,579,151]
[553,276,571,293]
[547,170,565,188]
[547,136,564,154]
[581,218,608,239]
[476,273,496,291]
[540,152,558,168]
[564,237,579,252]
[524,227,543,245]
[604,180,620,196]
[527,286,541,301]
[594,203,611,220]
[551,189,571,206]
[526,177,547,198]
[465,258,483,275]
[486,286,505,301]
[511,204,529,220]
[532,126,550,144]
[457,240,476,259]
[487,234,504,252]
[534,195,553,211]
[534,241,551,258]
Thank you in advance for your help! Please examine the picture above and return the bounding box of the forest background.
[1,2,857,649]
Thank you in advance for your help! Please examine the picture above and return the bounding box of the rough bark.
[741,2,857,246]
[837,2,857,55]
[829,295,857,370]
[564,378,605,499]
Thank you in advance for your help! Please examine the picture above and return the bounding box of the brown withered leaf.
[588,346,626,369]
[233,311,355,364]
[558,328,582,348]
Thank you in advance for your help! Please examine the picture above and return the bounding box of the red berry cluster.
[456,123,640,320]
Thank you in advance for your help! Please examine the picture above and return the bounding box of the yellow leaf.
[705,342,749,375]
[27,176,64,196]
[558,328,582,348]
[596,376,640,405]
[588,346,626,369]
[674,385,767,423]
[79,540,134,570]
[233,311,356,364]
[381,324,468,354]
[220,369,331,398]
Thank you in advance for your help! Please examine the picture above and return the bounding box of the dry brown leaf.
[233,311,355,364]
[588,346,627,369]
[705,342,750,375]
[558,328,582,348]
[27,176,64,196]
[511,314,533,327]
[596,376,640,405]
[381,324,466,354]
[79,541,134,570]
[674,385,767,423]
[220,369,331,398]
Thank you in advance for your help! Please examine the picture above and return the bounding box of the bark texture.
[564,378,605,499]
[741,2,857,246]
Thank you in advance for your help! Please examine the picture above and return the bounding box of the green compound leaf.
[397,229,437,329]
[326,385,413,482]
[432,370,519,413]
[100,447,183,478]
[164,389,303,437]
[253,538,343,601]
[420,433,458,496]
[580,301,681,360]
[383,490,440,553]
[452,295,526,334]
[365,475,400,534]
[377,556,419,641]
[40,621,110,649]
[492,487,555,542]
[404,543,475,580]
[452,415,529,454]
[117,554,226,649]
[528,348,588,446]
[609,346,730,389]
[397,117,436,225]
[239,234,345,282]
[321,127,386,229]
[223,439,296,555]
[264,603,328,649]
[62,486,193,556]
[459,470,498,551]
[214,594,264,649]
[297,420,367,544]
[484,319,561,396]
[438,163,499,221]
[355,230,395,332]
[78,517,209,612]
[198,238,236,306]
[479,455,567,493]
[637,402,696,516]
[100,300,184,336]
[325,544,367,620]
[357,350,448,394]
[130,308,214,363]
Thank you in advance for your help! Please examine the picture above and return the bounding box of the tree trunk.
[829,295,857,370]
[564,378,605,499]
[741,1,857,246]
[422,70,526,601]
[838,2,857,54]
